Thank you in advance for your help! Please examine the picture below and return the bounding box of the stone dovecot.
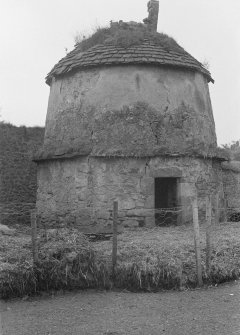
[35,1,231,228]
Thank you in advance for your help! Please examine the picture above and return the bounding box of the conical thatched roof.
[46,23,213,85]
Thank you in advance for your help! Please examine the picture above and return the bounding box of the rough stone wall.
[222,161,240,208]
[39,65,217,160]
[36,156,223,229]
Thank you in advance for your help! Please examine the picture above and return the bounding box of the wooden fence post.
[112,201,118,278]
[30,209,38,264]
[215,192,219,225]
[206,195,212,274]
[0,312,3,335]
[192,197,203,287]
[223,198,228,223]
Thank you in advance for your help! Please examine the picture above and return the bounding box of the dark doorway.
[155,177,178,225]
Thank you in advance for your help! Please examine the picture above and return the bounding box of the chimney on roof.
[143,0,159,32]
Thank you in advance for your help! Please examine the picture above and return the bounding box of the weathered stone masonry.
[37,155,224,228]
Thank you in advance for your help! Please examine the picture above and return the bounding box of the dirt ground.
[1,281,240,335]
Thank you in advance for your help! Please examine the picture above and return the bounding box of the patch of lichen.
[96,101,162,125]
[76,23,185,53]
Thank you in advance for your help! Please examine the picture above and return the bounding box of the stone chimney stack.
[143,0,159,32]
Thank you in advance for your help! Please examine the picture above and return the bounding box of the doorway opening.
[155,177,179,225]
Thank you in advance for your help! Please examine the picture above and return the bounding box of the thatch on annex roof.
[46,22,213,85]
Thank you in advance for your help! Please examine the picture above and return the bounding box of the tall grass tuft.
[75,24,184,53]
[0,229,111,299]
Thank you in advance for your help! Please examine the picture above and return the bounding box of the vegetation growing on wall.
[75,22,185,53]
[92,101,218,158]
[0,122,44,225]
[37,100,226,160]
[222,141,240,161]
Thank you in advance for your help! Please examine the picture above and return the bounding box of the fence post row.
[30,209,38,264]
[192,197,203,287]
[112,201,118,278]
[205,195,212,274]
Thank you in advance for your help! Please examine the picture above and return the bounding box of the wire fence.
[1,196,240,287]
[1,196,238,228]
[27,196,240,286]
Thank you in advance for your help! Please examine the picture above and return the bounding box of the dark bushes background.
[0,122,44,225]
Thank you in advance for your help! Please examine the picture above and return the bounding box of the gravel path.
[1,281,240,335]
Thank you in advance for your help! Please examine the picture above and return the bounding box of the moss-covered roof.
[46,24,213,85]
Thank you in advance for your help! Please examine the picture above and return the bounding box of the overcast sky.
[0,0,239,145]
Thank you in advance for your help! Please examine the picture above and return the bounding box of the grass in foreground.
[0,223,240,299]
[94,223,240,289]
